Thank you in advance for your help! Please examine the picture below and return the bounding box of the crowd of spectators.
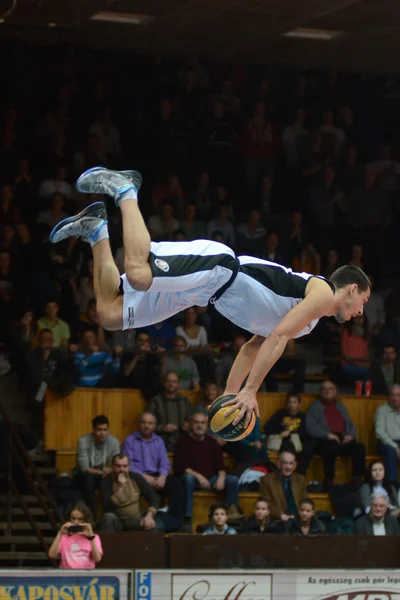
[2,41,400,540]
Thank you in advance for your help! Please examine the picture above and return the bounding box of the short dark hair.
[255,497,269,508]
[286,392,301,404]
[92,415,109,429]
[208,502,226,521]
[39,328,53,336]
[300,498,315,510]
[329,265,371,292]
[112,452,129,465]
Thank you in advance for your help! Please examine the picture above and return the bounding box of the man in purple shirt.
[122,411,184,531]
[122,412,171,486]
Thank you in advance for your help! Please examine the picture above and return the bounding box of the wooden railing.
[44,388,388,455]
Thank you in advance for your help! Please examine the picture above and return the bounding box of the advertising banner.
[0,569,133,600]
[136,569,400,600]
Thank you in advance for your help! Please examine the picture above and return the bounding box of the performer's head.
[330,265,371,323]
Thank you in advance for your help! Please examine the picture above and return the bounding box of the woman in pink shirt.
[48,502,103,569]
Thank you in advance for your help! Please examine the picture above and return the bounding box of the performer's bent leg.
[119,199,153,292]
[92,239,123,330]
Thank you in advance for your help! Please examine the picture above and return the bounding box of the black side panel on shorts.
[240,263,310,298]
[149,252,236,278]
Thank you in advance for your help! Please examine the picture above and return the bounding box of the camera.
[68,524,83,533]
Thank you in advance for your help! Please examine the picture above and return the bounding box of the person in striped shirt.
[73,328,122,387]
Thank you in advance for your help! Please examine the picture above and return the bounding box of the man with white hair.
[375,384,400,483]
[354,492,400,535]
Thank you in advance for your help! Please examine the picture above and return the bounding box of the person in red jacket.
[173,412,239,533]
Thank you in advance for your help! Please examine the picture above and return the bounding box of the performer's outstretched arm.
[224,279,335,426]
[224,335,265,395]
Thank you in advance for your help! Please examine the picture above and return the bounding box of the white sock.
[119,188,138,203]
[90,221,109,247]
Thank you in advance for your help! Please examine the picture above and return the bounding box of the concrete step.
[0,507,53,516]
[0,521,55,531]
[0,551,48,561]
[0,536,53,544]
[0,494,39,504]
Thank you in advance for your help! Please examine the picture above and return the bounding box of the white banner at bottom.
[135,569,400,600]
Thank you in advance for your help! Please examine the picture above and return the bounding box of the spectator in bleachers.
[89,108,121,161]
[38,166,74,203]
[355,460,399,518]
[122,412,170,484]
[163,336,200,391]
[340,314,370,383]
[318,109,346,157]
[281,212,308,266]
[36,300,70,348]
[292,243,321,275]
[174,412,240,533]
[216,334,248,389]
[282,108,310,169]
[264,339,307,394]
[264,393,314,476]
[76,299,106,341]
[176,307,210,353]
[147,371,192,451]
[261,232,285,264]
[75,415,120,517]
[354,493,400,535]
[77,259,95,313]
[287,498,324,536]
[100,453,161,532]
[310,165,344,252]
[48,501,103,569]
[369,346,400,395]
[26,328,76,398]
[73,134,107,178]
[206,203,236,248]
[191,171,213,222]
[306,380,366,486]
[238,100,279,191]
[202,503,237,535]
[147,199,179,241]
[375,384,400,483]
[236,209,266,256]
[322,249,339,280]
[0,183,20,226]
[121,411,184,531]
[363,275,385,343]
[178,204,205,241]
[193,380,220,416]
[259,450,308,522]
[348,244,364,270]
[144,320,176,351]
[120,330,162,399]
[72,329,122,387]
[240,498,279,534]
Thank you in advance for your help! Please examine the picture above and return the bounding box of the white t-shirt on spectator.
[175,325,208,348]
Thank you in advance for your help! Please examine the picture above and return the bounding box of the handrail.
[9,478,57,568]
[0,402,62,522]
[0,401,61,566]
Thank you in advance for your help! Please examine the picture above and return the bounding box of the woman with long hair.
[356,461,399,517]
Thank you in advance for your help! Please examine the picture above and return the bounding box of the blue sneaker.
[50,201,107,244]
[76,167,142,206]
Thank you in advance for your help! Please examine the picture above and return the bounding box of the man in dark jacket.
[368,345,400,395]
[354,493,400,535]
[147,371,193,451]
[305,380,365,484]
[264,393,314,475]
[100,453,161,532]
